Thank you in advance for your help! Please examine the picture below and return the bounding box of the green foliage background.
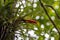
[0,0,60,40]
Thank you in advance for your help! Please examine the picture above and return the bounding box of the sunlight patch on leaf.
[51,10,55,13]
[28,30,38,38]
[45,33,49,38]
[16,3,19,8]
[25,33,29,37]
[28,0,33,3]
[28,30,35,36]
[54,0,57,1]
[45,38,49,40]
[35,16,40,20]
[34,27,38,30]
[33,3,37,8]
[53,1,59,9]
[18,2,22,4]
[23,29,27,33]
[22,0,26,4]
[18,9,21,12]
[46,22,50,26]
[54,5,59,9]
[17,14,19,16]
[34,0,39,2]
[41,24,44,29]
[41,16,44,20]
[41,32,45,36]
[17,37,23,40]
[28,3,31,6]
[15,33,20,40]
[20,6,24,9]
[29,9,32,13]
[24,4,26,7]
[51,37,55,40]
[26,37,29,40]
[21,9,24,12]
[51,16,55,20]
[52,28,58,32]
[15,31,20,33]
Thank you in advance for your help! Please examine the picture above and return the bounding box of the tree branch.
[45,5,60,19]
[39,0,60,39]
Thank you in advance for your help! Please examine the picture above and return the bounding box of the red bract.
[25,20,37,24]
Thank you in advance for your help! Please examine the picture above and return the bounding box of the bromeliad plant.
[0,0,37,40]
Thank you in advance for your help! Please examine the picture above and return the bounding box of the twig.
[45,5,60,19]
[39,0,60,39]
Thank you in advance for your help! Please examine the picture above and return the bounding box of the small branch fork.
[39,0,60,40]
[45,5,60,19]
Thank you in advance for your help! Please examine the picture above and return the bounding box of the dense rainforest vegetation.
[0,0,60,40]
